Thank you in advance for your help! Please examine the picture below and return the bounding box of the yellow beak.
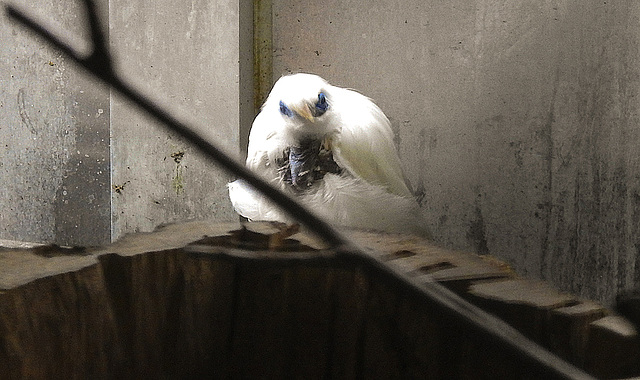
[292,103,315,122]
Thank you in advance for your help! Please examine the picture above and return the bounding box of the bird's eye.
[315,92,328,115]
[279,101,293,117]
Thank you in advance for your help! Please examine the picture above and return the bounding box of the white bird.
[228,73,429,236]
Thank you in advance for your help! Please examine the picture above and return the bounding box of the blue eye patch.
[315,92,328,115]
[279,93,328,119]
[279,101,294,117]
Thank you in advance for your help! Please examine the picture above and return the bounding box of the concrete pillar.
[109,0,248,239]
[0,0,110,246]
[1,0,250,244]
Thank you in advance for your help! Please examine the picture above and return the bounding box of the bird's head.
[265,73,339,190]
[268,73,334,140]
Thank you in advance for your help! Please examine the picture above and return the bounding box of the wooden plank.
[548,302,608,367]
[102,250,188,378]
[227,264,295,379]
[584,316,640,379]
[282,265,335,378]
[326,267,368,379]
[0,264,124,379]
[429,260,512,282]
[0,248,96,289]
[0,239,43,249]
[346,230,433,259]
[359,278,404,379]
[469,279,577,309]
[385,254,457,274]
[173,256,236,378]
[394,293,442,378]
[0,221,619,378]
[467,279,577,343]
[348,229,514,290]
[91,220,243,256]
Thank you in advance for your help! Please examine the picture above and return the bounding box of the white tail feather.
[228,174,429,236]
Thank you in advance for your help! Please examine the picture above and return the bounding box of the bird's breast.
[275,137,342,192]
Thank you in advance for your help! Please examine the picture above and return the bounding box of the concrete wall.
[109,0,247,239]
[272,0,640,306]
[0,0,110,246]
[4,0,640,307]
[1,0,248,245]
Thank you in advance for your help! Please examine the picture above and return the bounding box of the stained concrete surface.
[0,0,110,246]
[108,0,246,239]
[272,0,640,306]
[1,0,248,246]
[4,0,640,307]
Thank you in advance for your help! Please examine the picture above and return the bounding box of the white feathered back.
[326,86,413,197]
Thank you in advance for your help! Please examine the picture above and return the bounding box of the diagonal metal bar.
[82,0,113,77]
[4,2,595,379]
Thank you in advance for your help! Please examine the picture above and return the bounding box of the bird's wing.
[245,107,288,181]
[329,87,413,198]
[228,107,289,222]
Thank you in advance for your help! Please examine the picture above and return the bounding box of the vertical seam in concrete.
[253,0,272,112]
[540,64,562,280]
[239,0,255,160]
[108,0,114,243]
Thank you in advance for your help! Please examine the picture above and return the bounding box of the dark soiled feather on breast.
[276,139,342,191]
